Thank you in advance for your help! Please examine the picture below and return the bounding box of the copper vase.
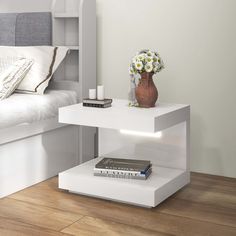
[135,72,158,108]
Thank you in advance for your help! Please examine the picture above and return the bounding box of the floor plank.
[8,174,236,236]
[61,216,171,236]
[156,198,236,227]
[0,216,70,236]
[191,172,236,194]
[173,184,236,210]
[0,198,83,231]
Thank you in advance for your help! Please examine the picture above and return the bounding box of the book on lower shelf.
[94,157,152,180]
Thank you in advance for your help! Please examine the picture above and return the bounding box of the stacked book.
[83,98,112,108]
[94,157,152,180]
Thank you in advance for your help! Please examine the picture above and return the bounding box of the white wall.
[1,0,236,178]
[0,0,51,12]
[96,0,236,178]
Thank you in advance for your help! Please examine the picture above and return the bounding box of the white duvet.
[0,90,77,129]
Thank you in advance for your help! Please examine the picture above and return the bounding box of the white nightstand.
[58,99,190,208]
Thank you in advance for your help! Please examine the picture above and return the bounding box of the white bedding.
[0,90,77,129]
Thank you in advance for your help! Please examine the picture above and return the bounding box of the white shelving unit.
[54,13,79,18]
[58,99,190,207]
[51,0,96,100]
[51,0,97,164]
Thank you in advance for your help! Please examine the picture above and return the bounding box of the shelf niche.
[52,0,79,82]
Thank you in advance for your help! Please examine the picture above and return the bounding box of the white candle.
[89,89,96,99]
[97,85,104,100]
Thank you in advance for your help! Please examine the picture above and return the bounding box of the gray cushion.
[0,12,52,46]
[0,13,17,46]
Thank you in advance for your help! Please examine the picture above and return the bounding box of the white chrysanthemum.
[135,61,143,71]
[145,63,153,73]
[146,51,153,57]
[132,56,139,64]
[145,56,153,64]
[154,61,163,72]
[137,53,146,61]
[153,56,158,63]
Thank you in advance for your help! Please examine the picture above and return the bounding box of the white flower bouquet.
[129,49,164,76]
[128,49,164,107]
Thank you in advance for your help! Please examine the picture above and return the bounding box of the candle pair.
[89,85,104,100]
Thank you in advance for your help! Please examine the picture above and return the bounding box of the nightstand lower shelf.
[59,157,189,207]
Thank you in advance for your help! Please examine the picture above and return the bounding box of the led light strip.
[120,130,162,138]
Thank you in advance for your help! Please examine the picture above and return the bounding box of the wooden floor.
[0,173,235,236]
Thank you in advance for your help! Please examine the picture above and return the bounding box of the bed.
[0,90,77,129]
[0,5,96,198]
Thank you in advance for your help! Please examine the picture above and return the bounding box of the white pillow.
[0,58,34,100]
[0,46,69,94]
[0,57,21,73]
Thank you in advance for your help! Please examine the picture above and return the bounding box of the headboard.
[0,2,96,98]
[0,12,52,46]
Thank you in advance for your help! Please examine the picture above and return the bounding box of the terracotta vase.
[135,72,158,108]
